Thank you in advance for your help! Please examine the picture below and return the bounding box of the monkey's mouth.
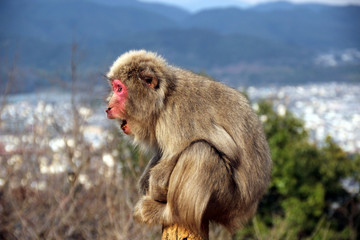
[121,119,131,134]
[121,120,127,131]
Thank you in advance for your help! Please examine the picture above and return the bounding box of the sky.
[139,0,360,12]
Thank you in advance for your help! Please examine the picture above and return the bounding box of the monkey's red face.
[106,79,131,134]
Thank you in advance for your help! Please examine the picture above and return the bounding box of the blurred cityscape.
[0,90,108,176]
[1,82,359,179]
[248,82,360,153]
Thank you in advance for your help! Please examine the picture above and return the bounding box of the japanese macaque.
[105,50,272,239]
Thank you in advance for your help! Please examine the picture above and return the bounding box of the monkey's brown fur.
[106,50,272,239]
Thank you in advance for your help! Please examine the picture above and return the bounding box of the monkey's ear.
[140,69,158,89]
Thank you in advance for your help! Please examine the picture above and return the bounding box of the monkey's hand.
[133,195,168,225]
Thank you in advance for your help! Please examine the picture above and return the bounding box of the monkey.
[105,50,272,239]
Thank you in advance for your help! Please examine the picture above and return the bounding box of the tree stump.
[161,224,206,240]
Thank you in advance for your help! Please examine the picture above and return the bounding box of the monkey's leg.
[164,141,217,235]
[167,141,235,238]
[135,141,234,239]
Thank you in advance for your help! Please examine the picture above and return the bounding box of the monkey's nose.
[106,107,111,113]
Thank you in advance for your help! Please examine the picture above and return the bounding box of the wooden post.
[161,224,206,240]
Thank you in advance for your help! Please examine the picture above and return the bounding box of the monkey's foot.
[134,196,168,225]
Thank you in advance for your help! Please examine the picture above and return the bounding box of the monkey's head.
[105,50,173,141]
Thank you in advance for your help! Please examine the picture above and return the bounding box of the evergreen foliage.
[236,100,360,239]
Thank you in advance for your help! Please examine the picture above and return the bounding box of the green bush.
[237,100,360,240]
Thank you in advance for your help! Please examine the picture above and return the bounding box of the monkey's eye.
[144,77,152,85]
[117,85,122,92]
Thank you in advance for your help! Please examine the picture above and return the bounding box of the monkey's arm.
[148,154,179,202]
[139,151,162,195]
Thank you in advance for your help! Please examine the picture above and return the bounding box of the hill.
[183,5,360,49]
[0,0,359,92]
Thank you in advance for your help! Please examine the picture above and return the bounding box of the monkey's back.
[157,67,271,208]
[158,68,260,142]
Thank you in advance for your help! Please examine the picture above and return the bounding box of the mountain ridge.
[1,0,359,92]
